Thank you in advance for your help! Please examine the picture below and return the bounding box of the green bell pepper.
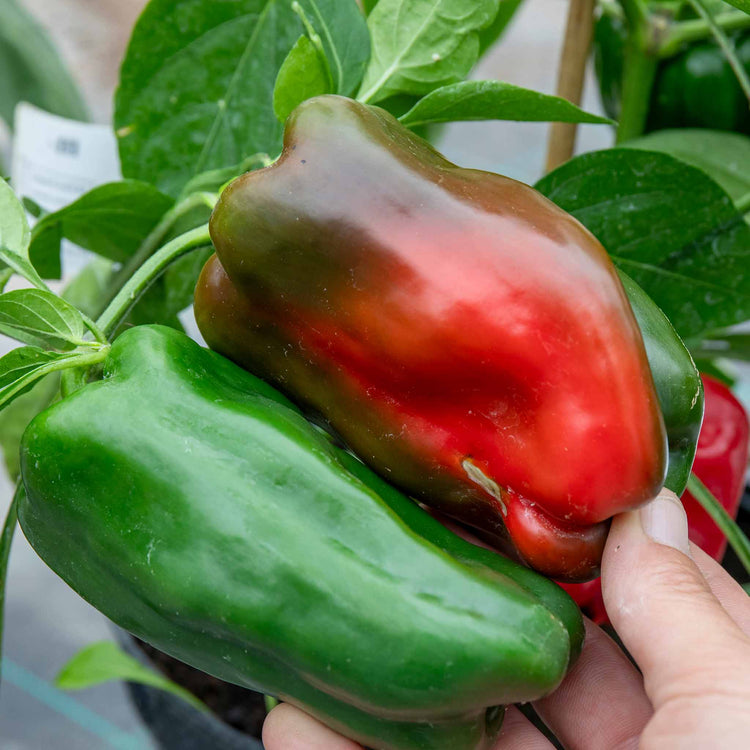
[19,325,583,750]
[594,6,750,134]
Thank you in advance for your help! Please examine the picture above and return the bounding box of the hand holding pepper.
[263,490,750,749]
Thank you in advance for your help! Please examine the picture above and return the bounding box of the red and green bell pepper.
[195,94,672,582]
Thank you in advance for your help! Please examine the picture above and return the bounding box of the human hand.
[262,489,750,749]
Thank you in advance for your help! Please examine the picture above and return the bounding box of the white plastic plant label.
[10,102,121,276]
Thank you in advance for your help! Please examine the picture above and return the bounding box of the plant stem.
[659,10,750,59]
[0,484,21,682]
[264,695,279,712]
[97,224,212,340]
[79,313,108,344]
[687,0,750,105]
[100,192,216,315]
[616,0,659,143]
[687,473,750,577]
[545,0,596,171]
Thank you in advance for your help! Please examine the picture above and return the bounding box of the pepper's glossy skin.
[196,95,667,582]
[595,10,750,134]
[563,376,742,626]
[19,325,583,750]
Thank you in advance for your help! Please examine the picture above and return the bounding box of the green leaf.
[28,181,174,280]
[115,0,302,197]
[722,0,750,11]
[0,289,88,350]
[0,375,59,480]
[22,197,45,220]
[398,80,614,127]
[0,246,48,291]
[56,641,208,713]
[0,259,112,481]
[362,0,379,13]
[689,331,750,361]
[0,178,30,259]
[273,36,332,123]
[535,148,750,339]
[0,0,88,129]
[0,346,63,409]
[0,345,106,412]
[0,268,12,293]
[688,473,750,578]
[295,0,370,96]
[116,0,367,197]
[178,153,272,199]
[357,0,499,104]
[623,129,750,203]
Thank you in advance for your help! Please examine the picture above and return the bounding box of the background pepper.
[563,373,748,624]
[594,6,750,134]
[683,375,749,559]
[19,325,583,750]
[195,95,668,582]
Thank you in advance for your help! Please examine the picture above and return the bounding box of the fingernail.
[640,491,691,556]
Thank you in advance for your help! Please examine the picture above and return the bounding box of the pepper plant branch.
[0,483,21,682]
[79,313,108,345]
[687,473,750,577]
[659,10,750,58]
[687,0,750,104]
[545,0,596,171]
[616,0,660,143]
[100,191,217,316]
[618,0,650,31]
[96,223,212,340]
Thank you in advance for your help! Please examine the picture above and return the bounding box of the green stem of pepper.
[96,224,212,340]
[0,484,21,682]
[98,192,217,317]
[687,473,750,577]
[659,10,750,59]
[616,0,659,142]
[264,695,279,713]
[687,0,750,105]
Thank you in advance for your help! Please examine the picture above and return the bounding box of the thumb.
[601,489,750,707]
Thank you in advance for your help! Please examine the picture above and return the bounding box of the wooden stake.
[545,0,596,172]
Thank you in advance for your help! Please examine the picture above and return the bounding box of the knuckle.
[644,554,709,599]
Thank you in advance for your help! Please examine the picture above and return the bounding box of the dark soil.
[136,639,266,739]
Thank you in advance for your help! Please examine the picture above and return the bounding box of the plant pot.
[113,628,265,750]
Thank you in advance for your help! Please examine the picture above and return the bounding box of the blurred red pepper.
[563,374,749,624]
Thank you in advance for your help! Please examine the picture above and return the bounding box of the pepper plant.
[0,0,749,747]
